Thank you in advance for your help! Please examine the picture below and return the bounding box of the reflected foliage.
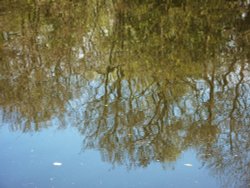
[0,0,250,187]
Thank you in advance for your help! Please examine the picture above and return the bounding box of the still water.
[0,1,250,187]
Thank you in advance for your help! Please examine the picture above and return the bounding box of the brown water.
[0,1,250,188]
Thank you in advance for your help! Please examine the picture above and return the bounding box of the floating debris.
[184,163,193,167]
[52,162,62,166]
[200,153,211,157]
[242,12,247,19]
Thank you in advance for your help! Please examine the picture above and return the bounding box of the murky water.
[0,1,250,187]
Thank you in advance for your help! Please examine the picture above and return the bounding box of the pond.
[0,1,250,188]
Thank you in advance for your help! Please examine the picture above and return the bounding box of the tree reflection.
[0,0,250,187]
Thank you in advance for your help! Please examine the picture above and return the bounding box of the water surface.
[0,1,250,187]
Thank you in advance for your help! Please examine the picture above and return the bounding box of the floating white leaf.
[53,162,62,166]
[184,163,193,167]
